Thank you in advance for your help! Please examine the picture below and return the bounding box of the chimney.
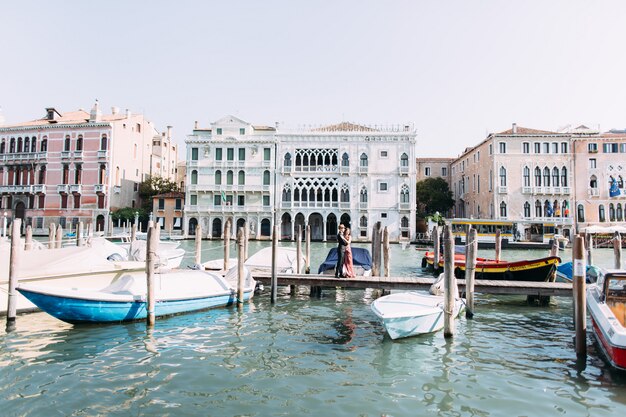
[512,123,517,134]
[194,120,198,130]
[167,125,172,139]
[126,109,132,119]
[89,100,101,122]
[111,106,120,115]
[45,107,57,121]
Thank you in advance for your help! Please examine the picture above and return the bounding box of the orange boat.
[421,251,560,282]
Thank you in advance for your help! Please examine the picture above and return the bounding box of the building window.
[552,143,559,154]
[618,204,623,221]
[500,202,507,217]
[239,128,245,135]
[215,170,222,185]
[64,135,70,151]
[39,166,46,184]
[561,167,568,187]
[74,164,82,184]
[227,148,234,161]
[61,194,68,209]
[239,148,245,161]
[264,148,271,161]
[238,195,245,206]
[543,167,551,186]
[561,142,568,153]
[499,167,506,186]
[599,205,606,222]
[523,142,530,153]
[589,158,597,169]
[76,135,83,151]
[380,150,388,158]
[489,144,493,155]
[175,199,182,210]
[588,143,598,153]
[499,142,506,153]
[214,194,222,206]
[190,195,197,206]
[543,142,550,153]
[552,167,560,187]
[590,175,598,189]
[191,170,198,185]
[610,204,616,221]
[524,202,531,217]
[216,128,222,135]
[215,148,223,161]
[262,195,270,206]
[341,153,349,167]
[441,167,447,176]
[381,213,388,219]
[74,195,81,209]
[226,170,234,185]
[97,194,105,209]
[360,153,368,167]
[191,148,198,161]
[263,170,270,185]
[424,167,431,176]
[62,165,69,184]
[158,198,165,210]
[378,182,388,192]
[100,135,107,151]
[535,200,542,217]
[238,170,245,185]
[523,167,530,187]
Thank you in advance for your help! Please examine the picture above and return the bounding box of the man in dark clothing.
[335,224,347,277]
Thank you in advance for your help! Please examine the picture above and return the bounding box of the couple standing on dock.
[335,224,355,278]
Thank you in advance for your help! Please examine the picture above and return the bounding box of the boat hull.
[587,282,626,370]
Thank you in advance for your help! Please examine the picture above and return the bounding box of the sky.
[2,1,626,159]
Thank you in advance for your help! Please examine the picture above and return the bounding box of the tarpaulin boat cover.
[317,247,372,274]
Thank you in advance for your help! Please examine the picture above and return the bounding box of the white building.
[184,116,417,242]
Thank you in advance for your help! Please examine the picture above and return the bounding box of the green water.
[1,241,626,416]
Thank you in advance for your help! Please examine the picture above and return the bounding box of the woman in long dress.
[343,228,356,278]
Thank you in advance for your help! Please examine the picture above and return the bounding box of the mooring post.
[585,233,593,266]
[614,231,622,269]
[6,218,22,329]
[292,225,301,294]
[550,238,559,258]
[195,224,202,266]
[305,224,311,274]
[237,227,245,307]
[48,223,56,249]
[495,229,501,262]
[25,225,33,251]
[77,222,84,247]
[432,226,440,273]
[271,224,278,304]
[244,221,250,261]
[146,226,157,327]
[383,226,390,277]
[465,227,477,319]
[131,221,137,242]
[371,222,382,276]
[573,235,586,357]
[224,221,231,271]
[443,225,456,338]
[56,224,63,249]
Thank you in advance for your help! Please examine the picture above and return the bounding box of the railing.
[97,150,108,159]
[73,150,83,159]
[0,185,36,193]
[399,202,411,211]
[339,165,349,175]
[522,186,533,194]
[94,184,108,194]
[498,186,508,194]
[294,165,338,173]
[340,201,350,210]
[57,184,69,194]
[359,202,368,210]
[553,187,561,194]
[1,152,48,163]
[290,201,339,208]
[534,187,544,194]
[562,187,571,195]
[358,166,368,175]
[61,151,71,159]
[589,188,599,197]
[399,166,409,175]
[69,184,82,194]
[282,165,292,174]
[32,184,46,194]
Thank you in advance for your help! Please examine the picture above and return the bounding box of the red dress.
[343,244,355,278]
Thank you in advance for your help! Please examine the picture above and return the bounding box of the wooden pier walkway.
[251,273,574,297]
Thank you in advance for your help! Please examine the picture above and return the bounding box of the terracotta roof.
[153,192,185,199]
[496,126,557,135]
[416,157,454,162]
[252,125,276,131]
[313,122,378,132]
[6,109,133,128]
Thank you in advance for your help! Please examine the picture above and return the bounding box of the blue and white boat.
[17,267,255,324]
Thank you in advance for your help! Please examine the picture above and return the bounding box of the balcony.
[113,185,121,194]
[0,185,35,194]
[399,202,411,211]
[522,186,533,194]
[282,165,293,174]
[97,150,108,159]
[2,152,48,163]
[359,202,368,210]
[69,184,82,194]
[339,165,349,175]
[57,184,69,194]
[358,166,368,175]
[281,201,292,209]
[498,186,508,194]
[562,187,571,195]
[340,201,350,210]
[552,187,561,194]
[399,166,409,176]
[32,184,46,194]
[94,184,108,194]
[589,188,599,197]
[534,187,544,194]
[61,151,71,160]
[73,150,83,159]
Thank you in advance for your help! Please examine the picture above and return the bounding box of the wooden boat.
[371,291,464,339]
[318,247,372,276]
[587,271,626,370]
[17,267,255,324]
[421,251,560,282]
[555,261,600,283]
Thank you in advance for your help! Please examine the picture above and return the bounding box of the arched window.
[191,170,198,185]
[340,184,350,202]
[31,137,37,153]
[561,167,568,187]
[552,167,560,187]
[499,167,507,186]
[284,153,292,167]
[215,170,222,185]
[263,170,270,185]
[400,184,410,203]
[24,137,30,153]
[76,135,83,151]
[610,203,616,221]
[543,167,551,187]
[100,134,108,151]
[577,204,585,222]
[41,137,48,152]
[17,137,23,153]
[401,216,409,228]
[400,153,409,167]
[599,205,606,222]
[500,201,507,217]
[535,200,542,217]
[523,166,530,187]
[360,187,368,203]
[618,203,624,221]
[360,153,368,167]
[360,216,368,228]
[524,201,531,217]
[341,152,349,167]
[64,135,71,151]
[534,167,542,186]
[590,175,597,188]
[238,170,245,185]
[282,185,291,202]
[38,165,46,184]
[0,140,4,154]
[226,170,234,185]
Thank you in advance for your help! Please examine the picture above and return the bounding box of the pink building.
[0,103,171,234]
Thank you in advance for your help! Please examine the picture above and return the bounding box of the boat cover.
[317,247,372,274]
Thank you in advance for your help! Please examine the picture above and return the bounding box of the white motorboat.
[202,247,304,274]
[587,270,626,370]
[371,291,464,340]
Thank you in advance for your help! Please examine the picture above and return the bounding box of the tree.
[415,177,454,217]
[138,176,180,211]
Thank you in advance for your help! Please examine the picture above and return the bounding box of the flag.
[610,179,621,197]
[221,190,227,202]
[546,204,553,217]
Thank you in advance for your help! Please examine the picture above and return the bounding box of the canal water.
[2,241,626,416]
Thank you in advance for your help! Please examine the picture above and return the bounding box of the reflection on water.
[3,243,626,416]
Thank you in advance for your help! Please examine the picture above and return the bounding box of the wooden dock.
[251,273,574,297]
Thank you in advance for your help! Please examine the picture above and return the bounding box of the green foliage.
[111,207,149,223]
[415,177,454,217]
[138,176,179,210]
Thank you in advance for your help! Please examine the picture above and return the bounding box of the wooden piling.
[146,226,157,327]
[383,226,390,277]
[271,224,278,304]
[614,232,622,269]
[305,224,311,274]
[432,226,440,272]
[56,224,63,249]
[237,227,245,306]
[77,222,84,247]
[495,229,501,262]
[585,233,593,266]
[465,227,477,319]
[292,225,301,294]
[371,222,382,276]
[224,221,231,271]
[443,225,456,338]
[195,224,202,266]
[244,221,250,261]
[131,221,137,242]
[6,218,22,327]
[573,235,586,357]
[48,223,56,249]
[25,225,33,251]
[550,238,559,258]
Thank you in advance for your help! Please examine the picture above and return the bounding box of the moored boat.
[371,291,464,339]
[17,267,255,324]
[421,251,559,282]
[587,270,626,370]
[318,247,372,276]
